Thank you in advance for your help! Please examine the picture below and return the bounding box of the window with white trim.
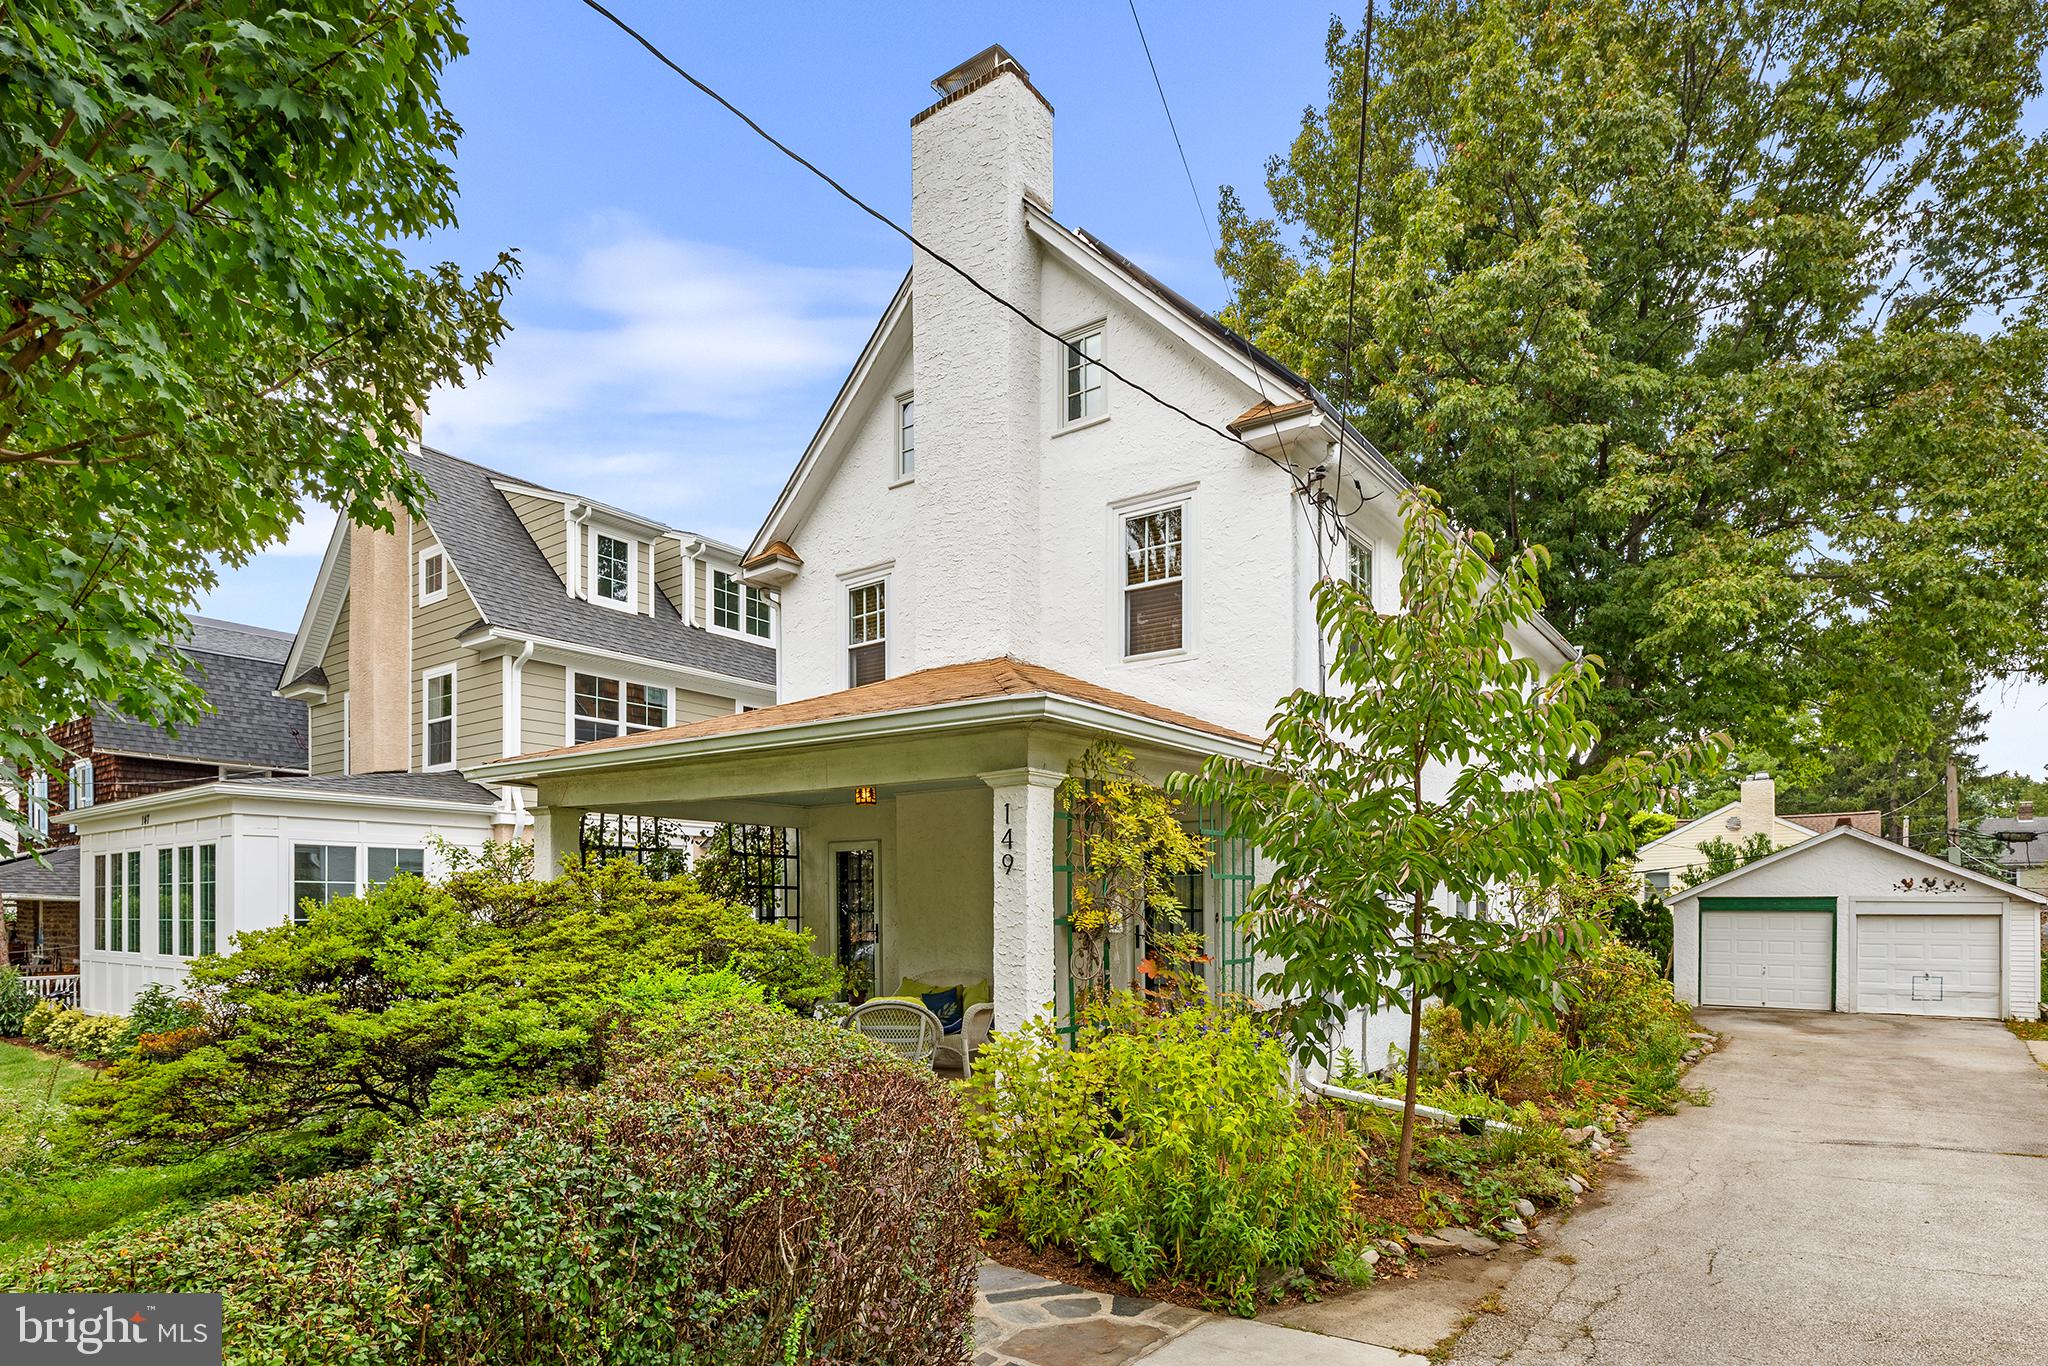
[419,548,447,605]
[1064,325,1105,423]
[367,846,425,889]
[744,586,771,638]
[712,569,773,640]
[1348,536,1372,598]
[592,531,632,607]
[67,757,93,809]
[1123,506,1184,656]
[574,672,669,743]
[27,773,48,840]
[896,394,916,478]
[293,844,357,924]
[848,582,886,686]
[423,667,455,769]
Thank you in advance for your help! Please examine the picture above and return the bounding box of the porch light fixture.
[853,786,878,806]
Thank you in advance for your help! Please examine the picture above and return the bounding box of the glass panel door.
[834,845,879,1004]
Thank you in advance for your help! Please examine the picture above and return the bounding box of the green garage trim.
[1697,896,1839,1010]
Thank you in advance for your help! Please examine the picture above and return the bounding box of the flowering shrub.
[11,1005,979,1364]
[962,997,1364,1314]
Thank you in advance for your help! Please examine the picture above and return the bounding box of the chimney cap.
[931,44,1027,97]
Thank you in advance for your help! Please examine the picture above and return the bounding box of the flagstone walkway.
[975,1263,1426,1366]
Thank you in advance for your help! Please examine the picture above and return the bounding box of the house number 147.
[1000,802,1015,875]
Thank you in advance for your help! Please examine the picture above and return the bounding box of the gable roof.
[280,447,776,692]
[1666,824,2048,905]
[0,844,79,900]
[89,616,309,772]
[1633,799,1820,861]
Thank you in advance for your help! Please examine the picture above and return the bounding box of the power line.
[1127,0,1217,261]
[1329,2,1376,525]
[577,0,1307,484]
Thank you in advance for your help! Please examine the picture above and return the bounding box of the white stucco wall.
[1669,832,2043,1019]
[74,793,491,1015]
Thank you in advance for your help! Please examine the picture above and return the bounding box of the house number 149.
[1000,802,1015,875]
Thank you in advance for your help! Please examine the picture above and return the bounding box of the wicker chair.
[933,1001,997,1078]
[844,998,944,1066]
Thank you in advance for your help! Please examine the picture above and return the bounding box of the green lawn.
[0,1040,242,1260]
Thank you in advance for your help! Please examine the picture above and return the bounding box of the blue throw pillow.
[920,986,964,1035]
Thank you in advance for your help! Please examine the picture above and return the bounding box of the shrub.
[22,998,58,1043]
[0,967,31,1036]
[43,1009,129,1062]
[12,1006,979,1365]
[962,997,1364,1315]
[121,984,199,1046]
[63,859,839,1169]
[1419,1004,1566,1103]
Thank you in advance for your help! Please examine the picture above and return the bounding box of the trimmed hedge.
[10,1006,979,1364]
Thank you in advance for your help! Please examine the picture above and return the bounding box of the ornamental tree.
[0,2,516,845]
[1180,488,1723,1180]
[1218,0,2048,779]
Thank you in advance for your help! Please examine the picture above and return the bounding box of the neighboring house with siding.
[67,444,777,1014]
[1632,775,1883,894]
[470,46,1576,1072]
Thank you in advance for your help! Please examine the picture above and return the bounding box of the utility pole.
[1945,759,1962,866]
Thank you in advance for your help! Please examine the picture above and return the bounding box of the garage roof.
[1667,825,2048,906]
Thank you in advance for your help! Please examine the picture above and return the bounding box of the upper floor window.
[593,531,632,607]
[419,548,447,606]
[1124,506,1183,656]
[897,394,916,479]
[849,582,887,686]
[1064,325,1105,424]
[67,758,93,810]
[27,773,48,839]
[1348,536,1372,598]
[712,569,773,640]
[423,667,455,769]
[745,585,772,638]
[574,672,669,743]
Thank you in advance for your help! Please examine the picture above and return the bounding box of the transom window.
[849,582,887,687]
[293,844,358,924]
[574,672,669,743]
[593,531,631,606]
[1124,506,1184,656]
[712,570,773,639]
[897,395,916,479]
[1065,326,1105,423]
[419,548,447,605]
[423,667,455,769]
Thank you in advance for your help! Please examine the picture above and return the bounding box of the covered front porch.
[479,659,1266,1036]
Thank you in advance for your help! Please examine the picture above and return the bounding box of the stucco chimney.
[906,46,1052,667]
[1734,774,1776,836]
[347,499,412,773]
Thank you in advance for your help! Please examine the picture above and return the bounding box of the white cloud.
[425,221,896,444]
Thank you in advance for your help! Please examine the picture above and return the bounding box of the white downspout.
[1301,1075,1521,1136]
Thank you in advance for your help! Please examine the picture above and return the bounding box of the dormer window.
[593,531,632,607]
[419,548,447,605]
[896,394,916,480]
[713,570,774,640]
[67,758,93,809]
[1064,325,1105,424]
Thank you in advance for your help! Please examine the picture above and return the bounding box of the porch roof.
[473,656,1263,783]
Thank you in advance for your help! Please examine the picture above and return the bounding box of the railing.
[22,974,79,1010]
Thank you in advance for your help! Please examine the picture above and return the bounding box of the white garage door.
[1854,912,2002,1018]
[1700,911,1833,1009]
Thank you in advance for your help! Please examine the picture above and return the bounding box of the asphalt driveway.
[1449,1009,2048,1366]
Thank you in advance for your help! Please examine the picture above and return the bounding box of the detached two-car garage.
[1672,827,2044,1020]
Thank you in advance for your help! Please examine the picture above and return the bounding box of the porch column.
[980,767,1063,1034]
[529,804,584,878]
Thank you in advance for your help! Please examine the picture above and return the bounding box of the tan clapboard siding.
[654,538,684,621]
[693,559,709,626]
[412,519,500,770]
[522,662,568,753]
[674,687,738,724]
[641,540,654,615]
[506,490,569,588]
[308,593,351,774]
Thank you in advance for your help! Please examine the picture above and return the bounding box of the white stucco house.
[471,46,1575,1068]
[1670,825,2044,1020]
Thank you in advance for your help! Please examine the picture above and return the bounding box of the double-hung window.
[848,582,887,686]
[27,773,47,840]
[574,672,669,742]
[419,548,447,605]
[422,667,455,769]
[1124,506,1184,656]
[1348,536,1372,599]
[67,758,92,810]
[293,844,357,924]
[592,531,632,607]
[1064,326,1105,423]
[896,395,916,478]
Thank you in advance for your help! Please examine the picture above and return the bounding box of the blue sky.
[196,0,2046,777]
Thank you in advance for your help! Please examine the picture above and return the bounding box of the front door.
[833,843,880,1003]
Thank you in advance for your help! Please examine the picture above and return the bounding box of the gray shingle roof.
[0,845,80,900]
[224,771,500,806]
[90,622,310,772]
[1979,817,2046,869]
[414,446,777,686]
